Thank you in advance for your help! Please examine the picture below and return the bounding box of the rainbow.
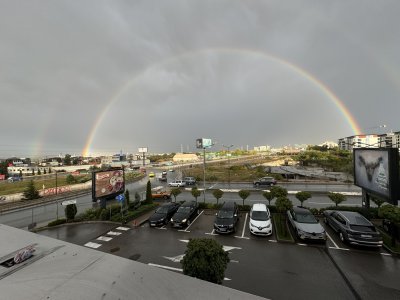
[82,48,362,156]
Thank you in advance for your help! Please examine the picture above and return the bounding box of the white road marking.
[148,263,232,281]
[163,254,185,263]
[116,226,130,231]
[179,240,241,252]
[297,243,307,246]
[96,236,112,242]
[234,236,250,240]
[268,240,277,243]
[231,260,239,263]
[326,232,339,249]
[84,242,102,249]
[205,229,218,236]
[183,210,204,232]
[156,227,167,230]
[107,231,122,236]
[380,253,392,256]
[179,239,190,243]
[178,229,191,232]
[241,213,248,238]
[328,247,350,251]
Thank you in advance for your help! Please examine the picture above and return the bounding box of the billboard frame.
[92,168,125,202]
[353,148,399,205]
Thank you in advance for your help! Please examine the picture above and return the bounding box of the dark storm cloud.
[0,0,399,157]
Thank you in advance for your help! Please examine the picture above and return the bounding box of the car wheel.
[339,232,346,243]
[163,195,168,199]
[255,183,259,187]
[187,220,191,226]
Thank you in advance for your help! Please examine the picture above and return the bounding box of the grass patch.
[272,213,294,242]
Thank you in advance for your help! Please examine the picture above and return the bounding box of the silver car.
[287,207,326,241]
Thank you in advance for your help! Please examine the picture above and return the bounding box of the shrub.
[48,219,67,227]
[65,204,77,220]
[99,209,110,221]
[238,205,251,211]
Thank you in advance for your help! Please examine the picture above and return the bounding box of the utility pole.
[203,147,206,203]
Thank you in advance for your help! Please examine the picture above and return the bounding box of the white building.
[172,153,199,162]
[338,134,379,151]
[253,145,271,152]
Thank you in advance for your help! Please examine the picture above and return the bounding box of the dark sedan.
[170,201,199,228]
[148,202,180,227]
[323,210,383,247]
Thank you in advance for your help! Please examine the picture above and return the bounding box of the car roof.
[252,203,267,211]
[338,211,371,225]
[292,206,312,214]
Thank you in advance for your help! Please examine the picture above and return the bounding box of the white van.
[168,180,186,187]
[249,203,272,236]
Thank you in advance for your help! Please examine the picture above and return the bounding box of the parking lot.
[38,208,400,300]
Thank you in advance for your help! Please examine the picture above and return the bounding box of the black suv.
[214,202,239,234]
[253,177,277,187]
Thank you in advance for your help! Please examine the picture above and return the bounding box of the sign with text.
[92,169,125,201]
[196,138,213,149]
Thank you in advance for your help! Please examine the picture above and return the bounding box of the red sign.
[0,175,5,180]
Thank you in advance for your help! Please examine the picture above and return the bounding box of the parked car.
[168,180,186,187]
[323,210,383,247]
[253,177,277,187]
[170,201,199,228]
[287,207,326,241]
[249,203,272,236]
[7,176,23,183]
[151,190,171,200]
[214,202,239,234]
[183,177,196,185]
[149,202,180,227]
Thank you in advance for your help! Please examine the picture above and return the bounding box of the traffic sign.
[116,194,125,202]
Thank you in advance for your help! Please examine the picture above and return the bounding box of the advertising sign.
[138,147,148,153]
[0,174,5,180]
[354,148,399,204]
[92,169,125,201]
[196,138,213,149]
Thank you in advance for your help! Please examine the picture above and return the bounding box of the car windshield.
[350,225,376,232]
[155,206,169,214]
[251,211,269,221]
[217,210,234,219]
[177,207,190,213]
[296,213,318,224]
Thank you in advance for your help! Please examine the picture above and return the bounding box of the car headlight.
[266,223,271,228]
[250,222,255,228]
[228,224,234,228]
[297,229,306,235]
[182,219,187,223]
[171,218,173,222]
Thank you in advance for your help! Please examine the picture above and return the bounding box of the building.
[319,141,338,148]
[172,153,199,162]
[338,134,379,151]
[378,131,400,148]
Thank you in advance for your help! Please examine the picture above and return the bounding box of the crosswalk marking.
[84,242,102,249]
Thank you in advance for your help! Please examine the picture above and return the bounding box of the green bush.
[267,205,277,213]
[238,205,251,211]
[309,208,319,215]
[109,203,158,223]
[48,219,67,227]
[99,209,109,221]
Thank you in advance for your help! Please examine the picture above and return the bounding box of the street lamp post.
[203,148,206,203]
[223,144,234,189]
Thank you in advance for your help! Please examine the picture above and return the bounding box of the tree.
[65,203,77,220]
[262,191,273,206]
[212,189,224,205]
[48,168,52,174]
[371,196,385,208]
[328,192,346,207]
[182,238,229,284]
[191,187,201,203]
[37,169,41,175]
[295,191,312,207]
[379,204,400,247]
[124,189,130,207]
[134,191,141,202]
[43,169,47,174]
[270,186,288,199]
[0,161,8,177]
[23,180,40,200]
[64,154,72,166]
[275,196,293,214]
[19,170,23,177]
[145,180,153,204]
[171,188,182,202]
[66,174,76,184]
[31,169,35,176]
[238,189,250,206]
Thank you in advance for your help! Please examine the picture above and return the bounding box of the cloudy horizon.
[1,0,399,158]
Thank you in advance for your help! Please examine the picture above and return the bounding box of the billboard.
[196,138,213,149]
[138,147,148,153]
[92,169,125,201]
[354,148,399,203]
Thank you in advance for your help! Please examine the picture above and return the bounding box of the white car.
[168,180,186,187]
[249,203,272,236]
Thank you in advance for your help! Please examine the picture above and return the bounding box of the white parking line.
[205,229,218,236]
[234,236,250,240]
[380,253,392,256]
[148,263,232,281]
[183,210,204,232]
[268,240,277,243]
[155,227,167,230]
[96,236,113,242]
[328,246,350,251]
[84,242,102,249]
[326,232,339,249]
[107,231,122,236]
[116,226,130,231]
[297,243,308,247]
[241,213,248,238]
[178,229,190,232]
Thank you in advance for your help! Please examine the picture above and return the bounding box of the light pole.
[203,148,206,203]
[222,144,234,189]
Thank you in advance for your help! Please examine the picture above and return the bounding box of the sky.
[1,0,399,158]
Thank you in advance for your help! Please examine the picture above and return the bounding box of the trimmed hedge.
[48,218,67,227]
[110,203,158,223]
